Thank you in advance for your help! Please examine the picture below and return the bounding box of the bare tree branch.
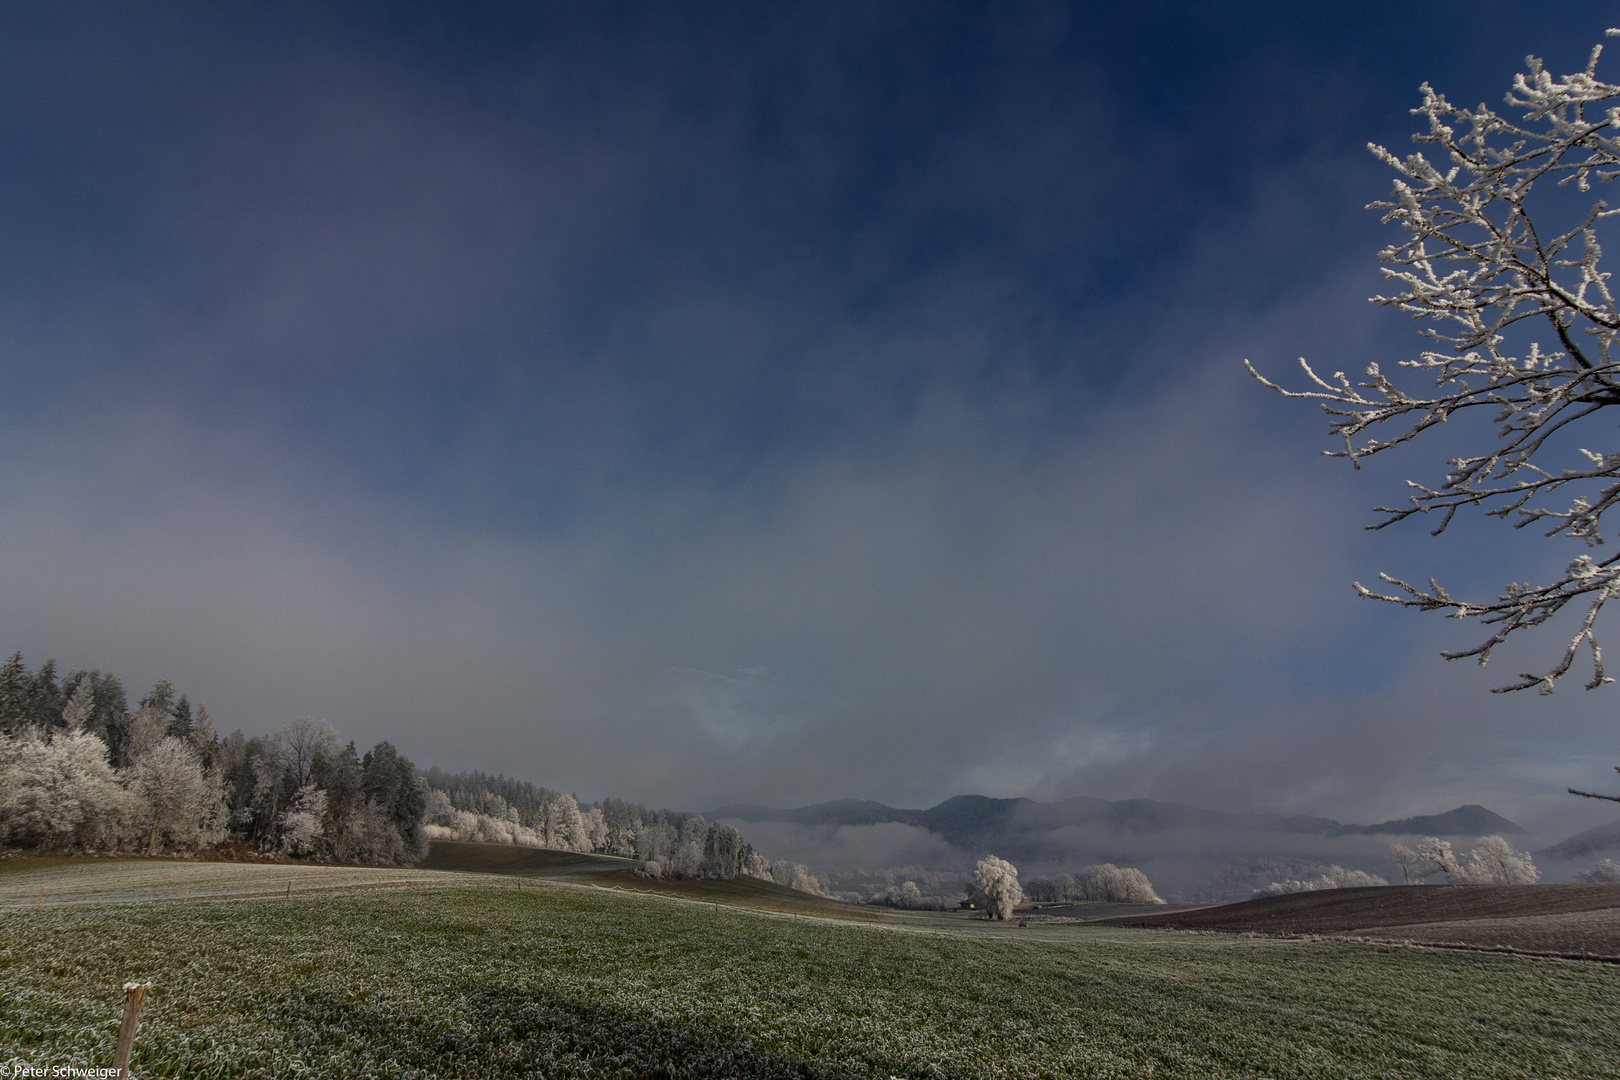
[1569,766,1620,801]
[1252,33,1620,692]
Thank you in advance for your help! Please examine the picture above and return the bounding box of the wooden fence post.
[111,982,150,1079]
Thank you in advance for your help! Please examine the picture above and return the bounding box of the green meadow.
[2,864,1617,1078]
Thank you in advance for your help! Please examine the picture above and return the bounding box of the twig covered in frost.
[1251,32,1620,692]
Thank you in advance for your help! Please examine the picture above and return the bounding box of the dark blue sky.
[3,2,1619,838]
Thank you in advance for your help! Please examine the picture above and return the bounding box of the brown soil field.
[1094,883,1620,958]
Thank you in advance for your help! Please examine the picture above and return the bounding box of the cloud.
[1,3,1617,846]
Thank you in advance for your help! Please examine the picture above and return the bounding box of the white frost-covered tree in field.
[971,855,1022,920]
[1254,866,1389,897]
[1077,863,1165,903]
[1391,843,1419,885]
[1251,32,1620,694]
[769,861,825,895]
[1025,865,1165,903]
[883,881,925,908]
[1402,835,1537,883]
[1413,837,1462,880]
[1460,834,1540,884]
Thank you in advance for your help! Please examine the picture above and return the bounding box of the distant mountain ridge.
[1536,818,1620,861]
[709,795,1524,846]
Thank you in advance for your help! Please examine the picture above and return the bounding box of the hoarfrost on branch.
[1250,33,1620,692]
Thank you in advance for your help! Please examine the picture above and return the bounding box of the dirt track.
[1093,883,1620,957]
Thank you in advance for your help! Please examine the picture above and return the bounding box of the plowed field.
[1096,883,1620,957]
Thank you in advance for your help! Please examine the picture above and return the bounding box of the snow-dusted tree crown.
[1252,31,1620,693]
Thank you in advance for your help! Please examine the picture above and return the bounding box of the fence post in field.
[112,982,150,1079]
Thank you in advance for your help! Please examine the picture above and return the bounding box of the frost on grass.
[3,883,1618,1079]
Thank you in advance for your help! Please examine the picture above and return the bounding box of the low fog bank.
[720,795,1620,902]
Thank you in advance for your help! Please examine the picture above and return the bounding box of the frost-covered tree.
[1390,843,1419,885]
[332,800,409,865]
[872,881,926,909]
[125,704,170,764]
[60,670,129,763]
[424,788,455,825]
[126,736,226,853]
[550,793,590,853]
[769,861,826,895]
[971,855,1022,920]
[600,798,645,857]
[742,846,771,879]
[277,717,341,791]
[279,784,328,856]
[1026,864,1165,903]
[635,816,676,863]
[1023,874,1074,903]
[651,814,707,877]
[1406,834,1537,884]
[1460,834,1540,884]
[0,730,130,850]
[1077,863,1165,903]
[1254,866,1389,897]
[61,676,95,733]
[582,804,609,852]
[1413,836,1462,881]
[1576,857,1620,881]
[1251,33,1620,693]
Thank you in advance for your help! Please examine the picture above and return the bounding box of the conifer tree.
[0,652,28,734]
[26,659,63,731]
[61,675,95,733]
[140,677,177,715]
[169,694,193,741]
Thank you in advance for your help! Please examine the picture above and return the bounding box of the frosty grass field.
[3,861,1618,1079]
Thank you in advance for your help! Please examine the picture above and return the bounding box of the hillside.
[1537,819,1620,861]
[417,840,886,920]
[1095,883,1620,958]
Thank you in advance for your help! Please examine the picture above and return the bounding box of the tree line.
[0,653,427,863]
[420,768,799,884]
[0,650,784,882]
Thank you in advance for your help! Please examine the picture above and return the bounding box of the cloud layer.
[3,2,1620,840]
